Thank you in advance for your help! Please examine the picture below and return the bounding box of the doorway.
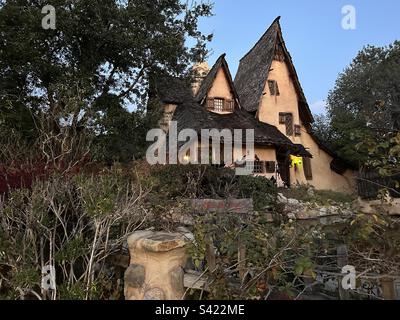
[276,151,291,188]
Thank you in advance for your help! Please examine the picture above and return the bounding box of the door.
[277,151,291,188]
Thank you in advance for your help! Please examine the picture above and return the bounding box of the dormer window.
[206,98,235,113]
[268,80,280,96]
[214,98,224,112]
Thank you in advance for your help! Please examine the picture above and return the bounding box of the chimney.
[191,61,210,96]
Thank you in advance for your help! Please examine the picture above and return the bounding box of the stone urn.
[124,230,190,300]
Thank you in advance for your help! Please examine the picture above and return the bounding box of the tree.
[325,42,400,167]
[0,0,213,166]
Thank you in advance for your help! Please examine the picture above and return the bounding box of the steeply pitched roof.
[195,54,241,107]
[171,101,312,157]
[154,76,194,105]
[234,17,314,124]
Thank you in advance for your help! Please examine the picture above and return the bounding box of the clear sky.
[197,0,400,115]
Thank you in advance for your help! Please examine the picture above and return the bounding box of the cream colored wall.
[254,146,278,180]
[206,68,234,115]
[258,60,356,194]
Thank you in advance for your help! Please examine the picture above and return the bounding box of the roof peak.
[194,53,241,107]
[239,16,281,62]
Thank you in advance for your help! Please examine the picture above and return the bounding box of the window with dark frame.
[279,113,286,124]
[265,161,276,173]
[303,157,313,180]
[285,113,294,136]
[253,161,264,174]
[268,80,280,96]
[214,98,224,112]
[294,125,301,136]
[206,98,235,112]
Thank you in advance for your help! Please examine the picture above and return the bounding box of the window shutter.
[303,157,313,180]
[265,161,276,173]
[268,80,280,96]
[275,81,280,96]
[225,99,234,112]
[285,113,294,136]
[294,125,301,136]
[279,113,286,124]
[206,98,214,110]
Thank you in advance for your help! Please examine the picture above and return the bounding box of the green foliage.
[189,211,324,300]
[76,168,130,217]
[0,167,148,300]
[0,0,213,164]
[55,236,87,264]
[146,164,277,212]
[58,282,87,301]
[238,175,277,210]
[13,266,40,289]
[294,257,316,278]
[281,185,355,206]
[318,41,400,167]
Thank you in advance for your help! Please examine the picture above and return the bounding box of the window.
[294,125,301,136]
[214,98,224,112]
[279,113,286,124]
[285,113,294,136]
[206,98,235,112]
[303,157,313,180]
[253,161,264,174]
[268,80,280,96]
[265,161,276,173]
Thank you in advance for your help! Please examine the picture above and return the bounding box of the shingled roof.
[234,17,314,124]
[171,101,312,157]
[154,76,194,105]
[195,54,241,107]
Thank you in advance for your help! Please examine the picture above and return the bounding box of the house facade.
[155,17,356,194]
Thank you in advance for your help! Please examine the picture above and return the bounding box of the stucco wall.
[258,59,356,193]
[207,68,233,101]
[206,68,235,115]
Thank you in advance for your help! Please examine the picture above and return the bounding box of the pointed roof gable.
[195,54,241,107]
[234,17,314,124]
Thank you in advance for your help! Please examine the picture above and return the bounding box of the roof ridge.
[239,16,281,62]
[195,53,241,106]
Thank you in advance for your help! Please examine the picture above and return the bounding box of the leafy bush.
[281,184,355,205]
[238,175,277,210]
[147,164,277,211]
[188,211,324,300]
[0,167,149,300]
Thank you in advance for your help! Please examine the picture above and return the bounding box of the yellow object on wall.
[290,155,303,168]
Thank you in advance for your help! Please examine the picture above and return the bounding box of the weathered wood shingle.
[234,17,314,125]
[195,54,241,107]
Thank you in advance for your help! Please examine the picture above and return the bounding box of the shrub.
[281,184,355,205]
[0,167,149,300]
[147,164,277,211]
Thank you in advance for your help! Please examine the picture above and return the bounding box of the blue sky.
[197,0,400,115]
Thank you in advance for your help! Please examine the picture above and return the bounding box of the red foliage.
[0,158,90,194]
[0,163,46,194]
